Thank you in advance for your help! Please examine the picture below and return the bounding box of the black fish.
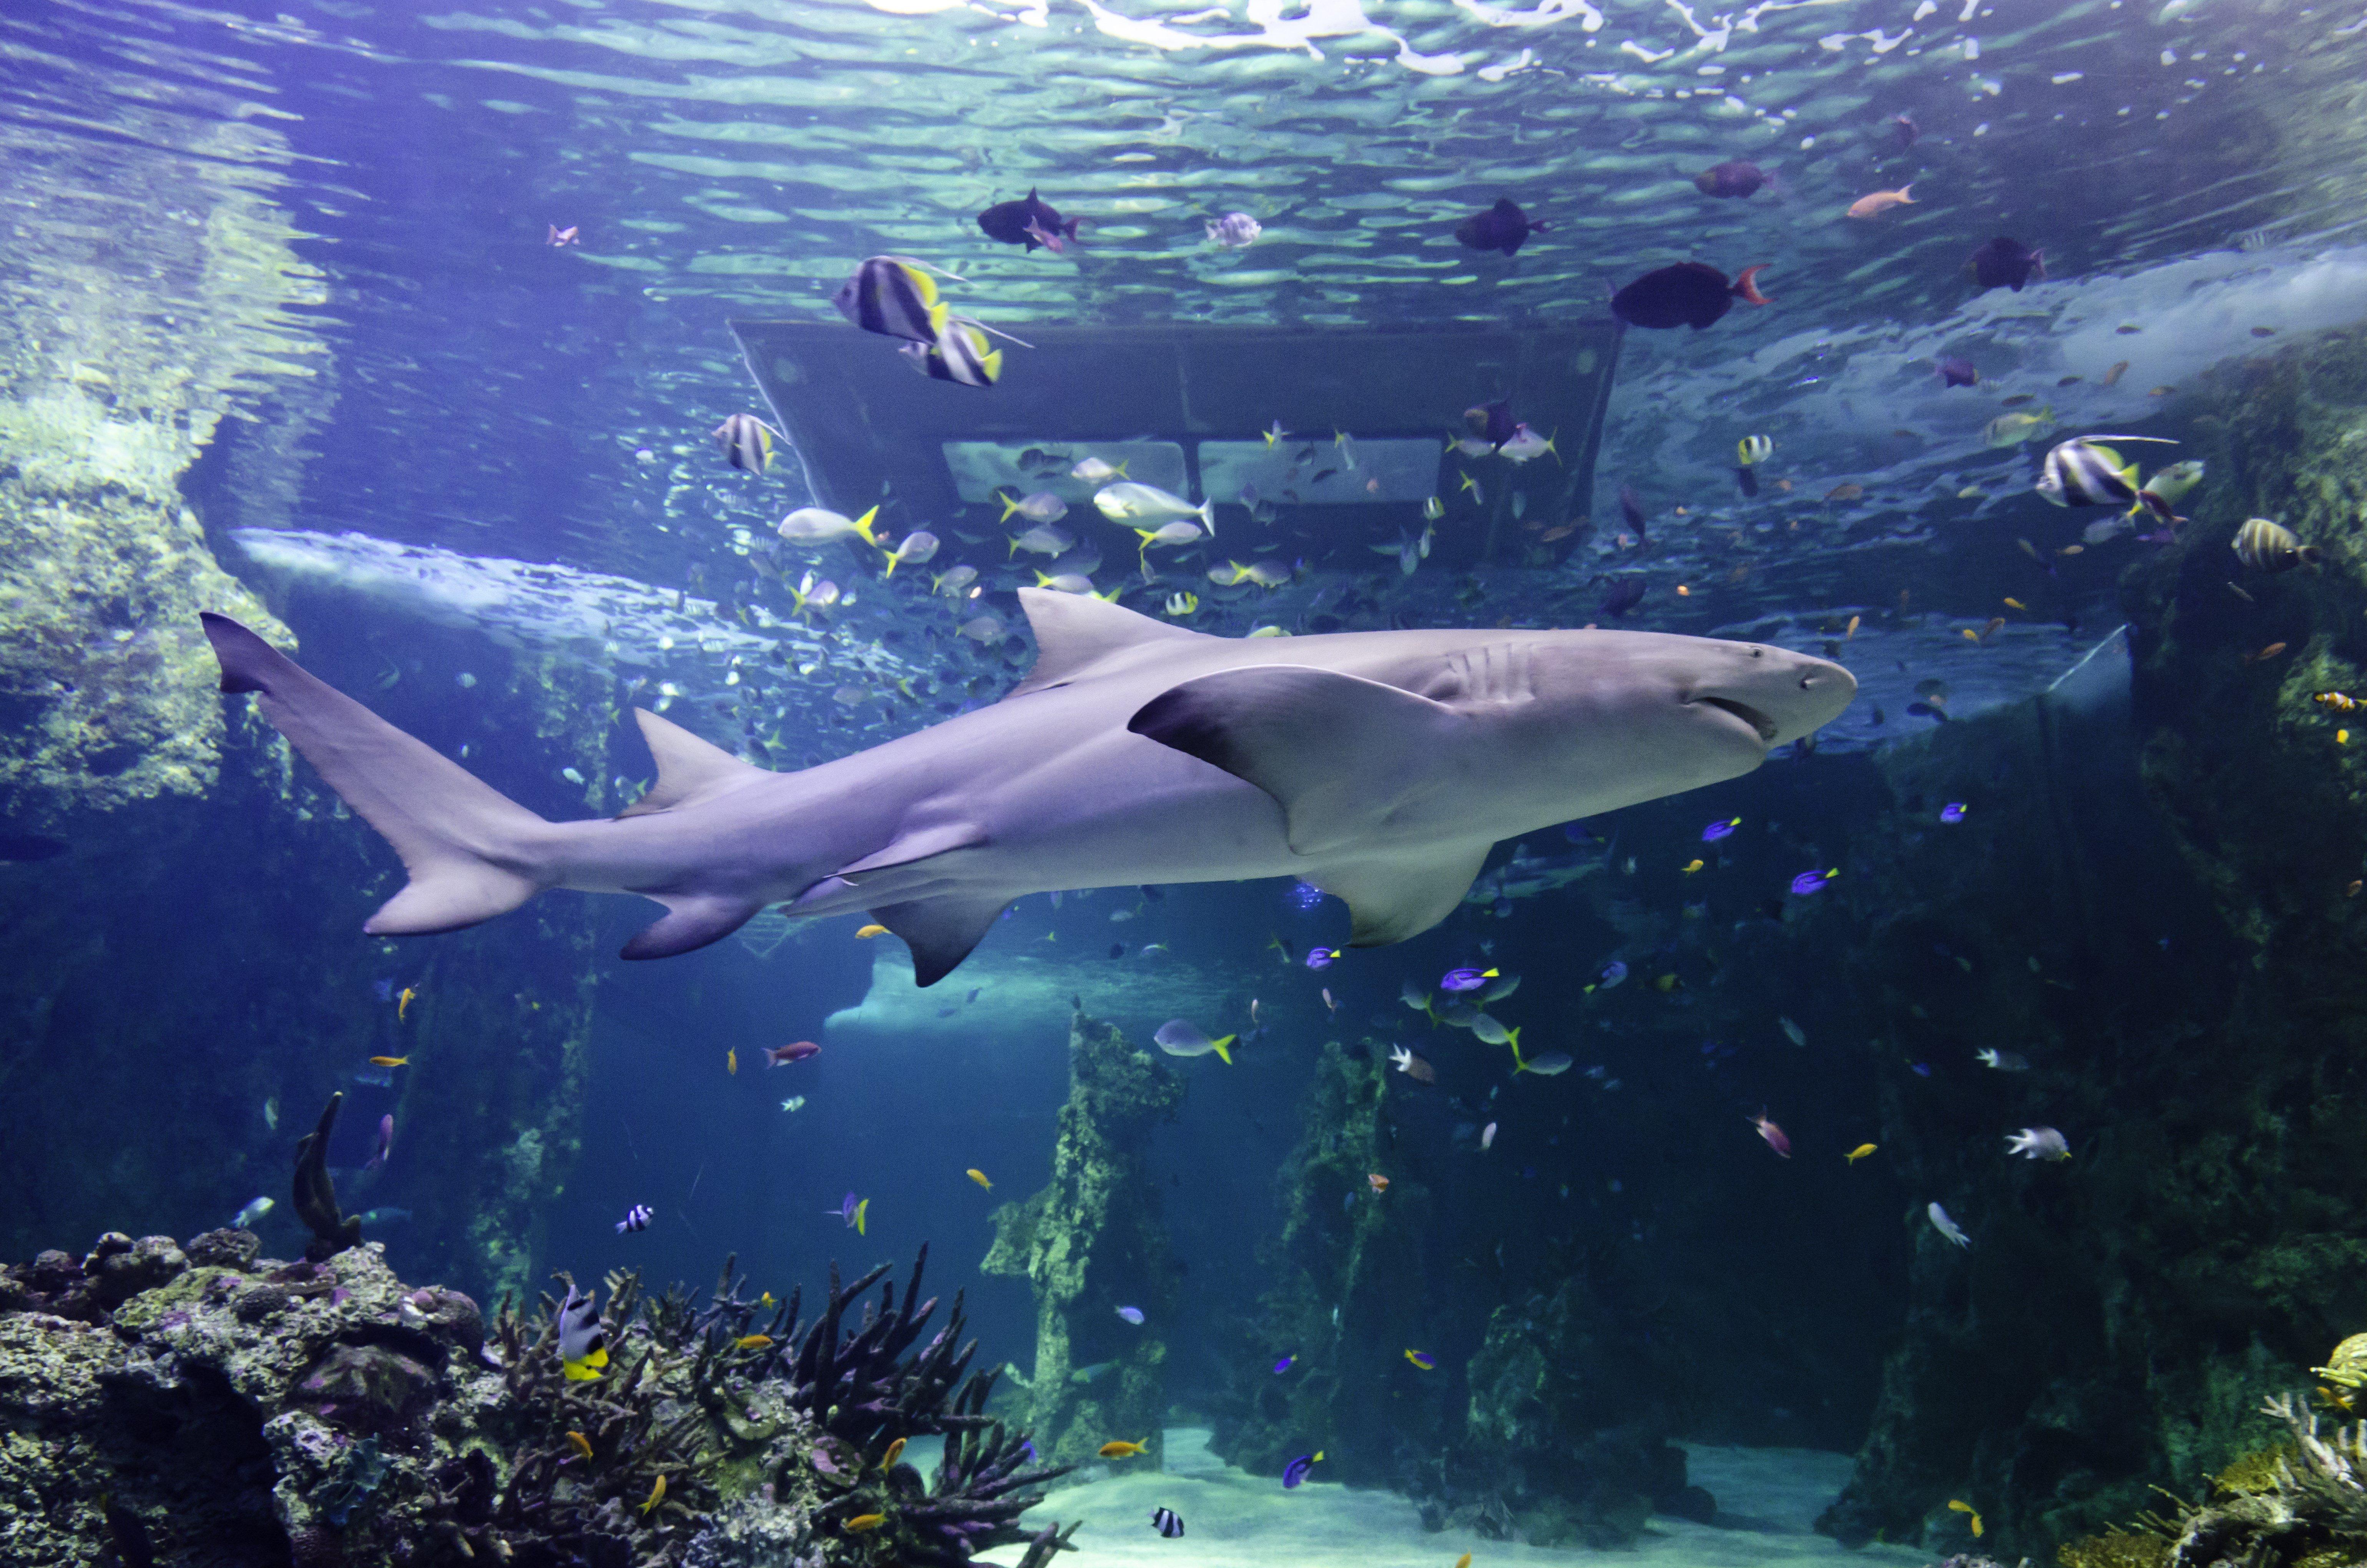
[1619,484,1649,539]
[1892,112,1919,149]
[1611,261,1771,330]
[1464,399,1515,449]
[1736,465,1759,498]
[1600,578,1646,617]
[1937,356,1978,388]
[1454,197,1547,257]
[1110,942,1126,959]
[1693,160,1768,199]
[1151,1508,1186,1539]
[1966,237,2045,292]
[977,188,1081,252]
[1905,700,1951,723]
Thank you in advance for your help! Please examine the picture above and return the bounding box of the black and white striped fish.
[615,1203,653,1234]
[833,256,949,344]
[900,319,1003,389]
[1149,1508,1185,1539]
[2233,517,2320,573]
[2036,436,2176,508]
[711,414,777,474]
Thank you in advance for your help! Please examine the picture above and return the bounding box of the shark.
[199,589,1853,985]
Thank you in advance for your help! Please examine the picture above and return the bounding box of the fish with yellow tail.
[1983,408,2054,448]
[397,985,417,1022]
[967,1168,993,1189]
[845,1513,887,1533]
[566,1431,594,1461]
[2233,517,2321,573]
[557,1284,608,1382]
[1153,1019,1234,1064]
[370,1055,409,1068]
[1947,1500,1983,1537]
[641,1475,667,1515]
[726,1048,737,1076]
[777,505,882,546]
[855,923,889,938]
[1846,1143,1878,1164]
[1100,1439,1150,1459]
[882,1438,907,1469]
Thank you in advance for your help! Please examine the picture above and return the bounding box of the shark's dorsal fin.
[1008,587,1213,700]
[620,708,767,819]
[1127,664,1468,855]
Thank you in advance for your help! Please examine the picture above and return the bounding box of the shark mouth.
[1695,696,1780,744]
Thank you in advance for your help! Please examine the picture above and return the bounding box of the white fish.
[1480,972,1521,1003]
[1096,482,1214,533]
[1976,1048,2030,1071]
[1498,425,1558,464]
[1927,1202,1971,1247]
[1480,1121,1497,1150]
[1779,1016,1807,1048]
[1470,1013,1518,1048]
[1072,457,1128,483]
[778,505,882,545]
[2005,1127,2070,1161]
[781,1095,807,1112]
[1205,212,1263,249]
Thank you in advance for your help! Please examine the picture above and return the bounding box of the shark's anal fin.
[1307,848,1493,947]
[1008,587,1214,699]
[868,893,1011,986]
[621,894,765,960]
[1127,665,1467,855]
[200,613,548,936]
[619,709,767,818]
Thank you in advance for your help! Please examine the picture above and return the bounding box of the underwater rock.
[982,1011,1183,1471]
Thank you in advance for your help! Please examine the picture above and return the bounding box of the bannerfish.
[1455,197,1547,256]
[779,505,882,546]
[1389,1044,1436,1082]
[900,320,1002,388]
[2038,437,2173,508]
[1096,482,1215,532]
[1612,261,1771,331]
[1751,1109,1792,1158]
[834,257,948,342]
[1100,1439,1149,1459]
[615,1203,653,1234]
[712,414,779,473]
[978,188,1080,252]
[1154,1020,1236,1063]
[1206,212,1262,249]
[2234,517,2320,573]
[2005,1126,2071,1160]
[231,1196,274,1229]
[1117,1305,1146,1324]
[558,1284,609,1381]
[1966,237,2045,292]
[1976,1048,2031,1071]
[1600,578,1646,618]
[1937,356,1979,389]
[766,1041,821,1066]
[1151,1507,1186,1537]
[1928,1202,1971,1247]
[1694,160,1769,199]
[1001,491,1068,525]
[1846,184,1915,218]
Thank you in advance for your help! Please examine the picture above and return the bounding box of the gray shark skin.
[199,590,1853,985]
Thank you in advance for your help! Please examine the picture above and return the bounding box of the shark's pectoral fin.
[868,894,1011,987]
[1309,847,1493,947]
[621,894,764,960]
[1127,666,1466,855]
[619,708,768,818]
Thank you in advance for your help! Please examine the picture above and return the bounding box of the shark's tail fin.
[200,613,549,936]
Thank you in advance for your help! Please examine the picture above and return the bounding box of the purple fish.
[1282,1453,1317,1489]
[1597,960,1628,989]
[1937,356,1979,389]
[1940,802,1968,823]
[1117,1305,1145,1325]
[1619,484,1649,541]
[1440,967,1491,993]
[1892,112,1919,149]
[1693,160,1769,199]
[827,1191,858,1224]
[1453,197,1547,257]
[1790,869,1837,896]
[1272,1355,1296,1374]
[363,1113,394,1173]
[1966,236,2045,292]
[1305,947,1339,970]
[1611,261,1771,331]
[1701,817,1739,842]
[1600,578,1646,618]
[765,1040,822,1067]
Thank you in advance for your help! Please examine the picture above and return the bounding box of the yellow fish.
[1845,615,1860,638]
[882,1437,907,1470]
[1948,1500,1983,1537]
[736,1334,773,1350]
[641,1475,667,1516]
[855,1197,869,1236]
[967,1169,993,1189]
[2003,597,2027,611]
[397,985,417,1022]
[845,1514,887,1533]
[370,1055,409,1068]
[1457,1557,1473,1568]
[1654,973,1678,993]
[1682,859,1704,875]
[1846,1144,1878,1164]
[855,924,889,939]
[727,1048,738,1076]
[1099,1439,1149,1459]
[566,1430,594,1461]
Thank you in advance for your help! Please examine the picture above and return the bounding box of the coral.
[2058,1531,2173,1568]
[982,1011,1182,1470]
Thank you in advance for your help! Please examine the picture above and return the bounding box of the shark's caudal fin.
[201,613,550,936]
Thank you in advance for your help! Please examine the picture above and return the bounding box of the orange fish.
[369,1055,409,1068]
[2003,597,2026,611]
[2103,360,2130,386]
[397,985,417,1021]
[2247,642,2289,662]
[566,1430,594,1461]
[882,1437,907,1469]
[1100,1439,1149,1458]
[845,1513,887,1533]
[1846,184,1916,218]
[1367,1173,1390,1195]
[855,923,889,939]
[1825,483,1864,502]
[735,1334,773,1350]
[727,1048,738,1076]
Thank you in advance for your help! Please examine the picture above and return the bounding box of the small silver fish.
[1205,212,1263,249]
[1927,1202,1971,1248]
[2005,1127,2070,1161]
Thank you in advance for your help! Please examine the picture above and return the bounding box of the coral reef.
[0,1229,1070,1568]
[982,1010,1183,1470]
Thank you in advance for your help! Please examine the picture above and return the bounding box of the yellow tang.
[967,1169,993,1189]
[882,1437,907,1470]
[566,1431,594,1461]
[846,1514,887,1533]
[1100,1439,1149,1459]
[1846,1144,1878,1164]
[370,1056,409,1068]
[855,923,889,939]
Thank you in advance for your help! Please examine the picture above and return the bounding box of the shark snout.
[1694,646,1857,747]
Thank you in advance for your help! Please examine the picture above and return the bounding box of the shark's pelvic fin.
[1127,665,1467,856]
[1308,846,1494,947]
[200,613,547,935]
[1007,586,1213,700]
[835,820,989,879]
[868,892,1012,986]
[619,708,767,819]
[621,893,764,960]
